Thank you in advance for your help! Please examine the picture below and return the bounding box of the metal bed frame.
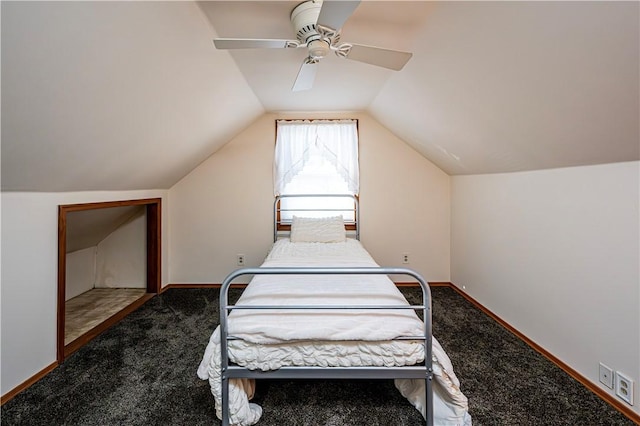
[217,195,434,426]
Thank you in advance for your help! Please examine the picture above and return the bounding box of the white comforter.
[197,239,471,425]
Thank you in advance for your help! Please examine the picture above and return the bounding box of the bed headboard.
[274,194,359,242]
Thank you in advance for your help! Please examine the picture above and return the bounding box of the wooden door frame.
[57,198,161,362]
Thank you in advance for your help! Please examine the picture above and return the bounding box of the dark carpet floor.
[1,287,635,425]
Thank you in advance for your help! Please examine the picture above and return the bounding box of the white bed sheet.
[198,239,471,425]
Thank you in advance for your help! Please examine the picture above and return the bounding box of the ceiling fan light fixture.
[308,39,330,59]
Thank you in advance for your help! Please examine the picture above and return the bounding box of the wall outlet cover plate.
[615,371,634,406]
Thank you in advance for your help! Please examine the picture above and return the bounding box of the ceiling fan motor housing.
[290,0,323,44]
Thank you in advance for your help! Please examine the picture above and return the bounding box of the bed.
[197,195,471,426]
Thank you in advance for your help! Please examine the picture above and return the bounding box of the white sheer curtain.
[274,119,359,196]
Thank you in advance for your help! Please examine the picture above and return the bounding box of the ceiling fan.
[213,0,413,92]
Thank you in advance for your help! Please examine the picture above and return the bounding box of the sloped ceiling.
[1,1,264,191]
[66,205,144,253]
[1,1,638,193]
[370,1,640,174]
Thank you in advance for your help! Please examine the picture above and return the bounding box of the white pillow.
[290,215,346,243]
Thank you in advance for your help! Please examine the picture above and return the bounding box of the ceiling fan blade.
[316,0,360,30]
[292,59,319,92]
[213,38,294,49]
[345,43,413,71]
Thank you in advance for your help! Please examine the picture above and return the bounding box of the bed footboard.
[218,267,434,426]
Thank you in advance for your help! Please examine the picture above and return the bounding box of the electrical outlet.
[237,254,245,266]
[599,363,613,389]
[402,253,410,264]
[615,371,634,405]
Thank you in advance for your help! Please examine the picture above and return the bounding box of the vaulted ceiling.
[2,1,638,191]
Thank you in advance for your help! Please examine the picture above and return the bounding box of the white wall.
[358,115,450,281]
[168,112,450,284]
[65,247,96,300]
[451,161,640,414]
[0,190,169,396]
[95,210,146,289]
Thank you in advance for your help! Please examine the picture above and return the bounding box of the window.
[274,119,359,222]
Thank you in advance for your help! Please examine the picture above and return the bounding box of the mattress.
[198,239,471,425]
